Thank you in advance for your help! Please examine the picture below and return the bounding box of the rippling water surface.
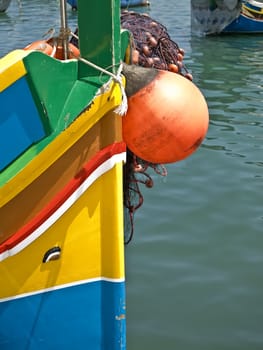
[1,1,263,349]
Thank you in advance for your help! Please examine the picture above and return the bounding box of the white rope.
[113,63,128,116]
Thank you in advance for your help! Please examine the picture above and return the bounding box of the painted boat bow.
[0,1,128,349]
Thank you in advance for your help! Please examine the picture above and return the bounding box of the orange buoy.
[46,41,80,60]
[122,64,209,164]
[24,40,80,60]
[68,43,80,58]
[24,40,53,55]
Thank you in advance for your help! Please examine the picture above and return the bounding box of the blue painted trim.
[0,77,45,171]
[0,280,126,349]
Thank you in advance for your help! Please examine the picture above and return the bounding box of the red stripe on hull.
[0,142,126,254]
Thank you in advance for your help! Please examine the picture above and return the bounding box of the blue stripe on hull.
[0,280,126,350]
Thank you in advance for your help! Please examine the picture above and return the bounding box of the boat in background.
[0,0,128,348]
[223,0,263,32]
[0,0,11,12]
[191,0,263,34]
[67,0,150,10]
[120,0,150,7]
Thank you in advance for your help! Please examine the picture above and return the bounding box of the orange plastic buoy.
[24,40,53,55]
[68,43,80,58]
[122,65,209,164]
[46,41,80,60]
[24,40,80,60]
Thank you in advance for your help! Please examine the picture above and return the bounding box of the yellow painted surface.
[0,163,125,299]
[0,50,28,92]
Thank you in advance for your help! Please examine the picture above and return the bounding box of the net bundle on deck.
[121,10,192,80]
[121,11,191,243]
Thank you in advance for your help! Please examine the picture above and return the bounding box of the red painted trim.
[0,142,126,253]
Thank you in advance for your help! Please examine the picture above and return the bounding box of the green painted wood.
[23,52,95,131]
[77,0,121,76]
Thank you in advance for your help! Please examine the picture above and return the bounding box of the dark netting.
[121,10,192,80]
[121,11,190,244]
[123,150,168,244]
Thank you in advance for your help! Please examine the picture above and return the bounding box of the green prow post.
[77,0,121,77]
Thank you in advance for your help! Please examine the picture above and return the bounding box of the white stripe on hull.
[0,276,125,303]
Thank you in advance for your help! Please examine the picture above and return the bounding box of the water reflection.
[187,34,263,168]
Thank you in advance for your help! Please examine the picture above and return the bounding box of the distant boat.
[191,0,263,34]
[66,0,150,10]
[0,0,11,12]
[223,0,263,32]
[120,0,150,7]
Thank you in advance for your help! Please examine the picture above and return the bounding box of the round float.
[122,65,209,164]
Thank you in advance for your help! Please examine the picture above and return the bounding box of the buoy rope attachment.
[70,31,128,116]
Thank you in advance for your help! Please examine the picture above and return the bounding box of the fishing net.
[120,11,190,243]
[123,150,168,244]
[121,10,192,80]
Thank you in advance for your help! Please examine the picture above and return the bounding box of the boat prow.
[0,1,128,348]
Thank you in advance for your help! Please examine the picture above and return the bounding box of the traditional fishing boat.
[0,0,128,348]
[67,0,150,10]
[223,0,263,32]
[0,0,209,348]
[0,0,11,12]
[191,0,263,34]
